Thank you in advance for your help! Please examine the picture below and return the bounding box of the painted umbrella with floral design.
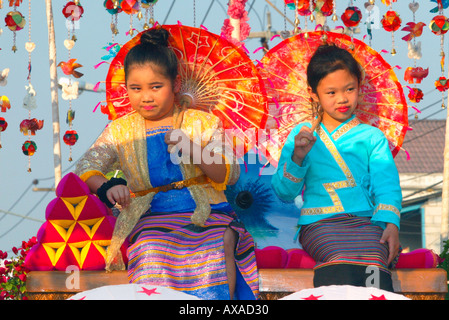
[102,23,268,157]
[258,31,409,167]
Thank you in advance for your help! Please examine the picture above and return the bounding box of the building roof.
[394,119,446,174]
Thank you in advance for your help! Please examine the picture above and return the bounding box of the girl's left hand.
[380,223,400,265]
[165,129,192,156]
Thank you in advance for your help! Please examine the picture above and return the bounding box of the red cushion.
[285,248,316,269]
[255,246,288,268]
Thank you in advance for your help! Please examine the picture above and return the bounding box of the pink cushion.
[395,248,442,269]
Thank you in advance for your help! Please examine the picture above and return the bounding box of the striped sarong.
[299,214,400,291]
[127,210,259,300]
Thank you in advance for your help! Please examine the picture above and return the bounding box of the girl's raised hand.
[292,127,316,166]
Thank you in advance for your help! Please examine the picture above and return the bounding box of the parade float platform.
[26,268,447,300]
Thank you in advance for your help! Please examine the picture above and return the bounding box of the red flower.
[12,247,18,255]
[381,10,402,32]
[430,15,449,36]
[22,140,37,156]
[408,88,424,103]
[435,76,449,92]
[62,1,84,21]
[0,250,7,260]
[341,6,362,28]
[63,130,79,146]
[18,274,26,282]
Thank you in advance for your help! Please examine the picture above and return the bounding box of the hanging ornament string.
[381,1,401,55]
[5,0,26,52]
[0,73,10,149]
[60,0,83,161]
[121,0,140,37]
[365,0,375,46]
[402,0,425,119]
[294,0,300,35]
[341,2,362,48]
[104,0,121,41]
[21,0,42,172]
[429,3,449,108]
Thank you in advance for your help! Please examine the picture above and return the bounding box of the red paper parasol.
[258,31,409,167]
[102,24,268,157]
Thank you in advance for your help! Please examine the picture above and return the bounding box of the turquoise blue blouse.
[271,115,402,230]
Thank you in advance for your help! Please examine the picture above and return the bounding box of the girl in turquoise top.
[271,44,402,291]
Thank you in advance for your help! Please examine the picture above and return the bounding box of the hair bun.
[140,28,170,47]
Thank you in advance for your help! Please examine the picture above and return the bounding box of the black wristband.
[96,177,127,208]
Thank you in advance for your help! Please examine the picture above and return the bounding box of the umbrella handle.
[300,117,321,145]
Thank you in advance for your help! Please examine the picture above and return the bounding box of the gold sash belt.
[131,174,209,198]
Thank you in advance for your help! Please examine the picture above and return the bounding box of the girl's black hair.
[124,27,178,83]
[306,44,362,93]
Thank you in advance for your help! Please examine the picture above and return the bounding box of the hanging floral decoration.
[20,0,42,172]
[21,140,37,156]
[0,70,7,149]
[407,87,424,103]
[315,0,333,17]
[4,0,26,53]
[381,10,402,32]
[62,1,84,22]
[435,76,449,92]
[104,0,122,39]
[381,9,401,55]
[0,94,10,149]
[120,0,140,36]
[429,3,449,108]
[341,6,362,28]
[0,117,7,148]
[120,0,139,15]
[104,0,122,14]
[59,1,84,161]
[63,130,79,146]
[402,1,425,119]
[429,14,449,35]
[221,0,251,46]
[4,11,25,31]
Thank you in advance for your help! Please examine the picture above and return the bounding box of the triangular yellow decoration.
[78,217,104,238]
[73,196,88,220]
[42,243,67,266]
[61,195,88,206]
[50,220,76,242]
[69,241,90,268]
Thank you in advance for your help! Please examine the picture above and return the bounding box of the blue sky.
[0,0,446,252]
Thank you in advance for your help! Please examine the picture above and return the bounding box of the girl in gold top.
[74,28,258,300]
